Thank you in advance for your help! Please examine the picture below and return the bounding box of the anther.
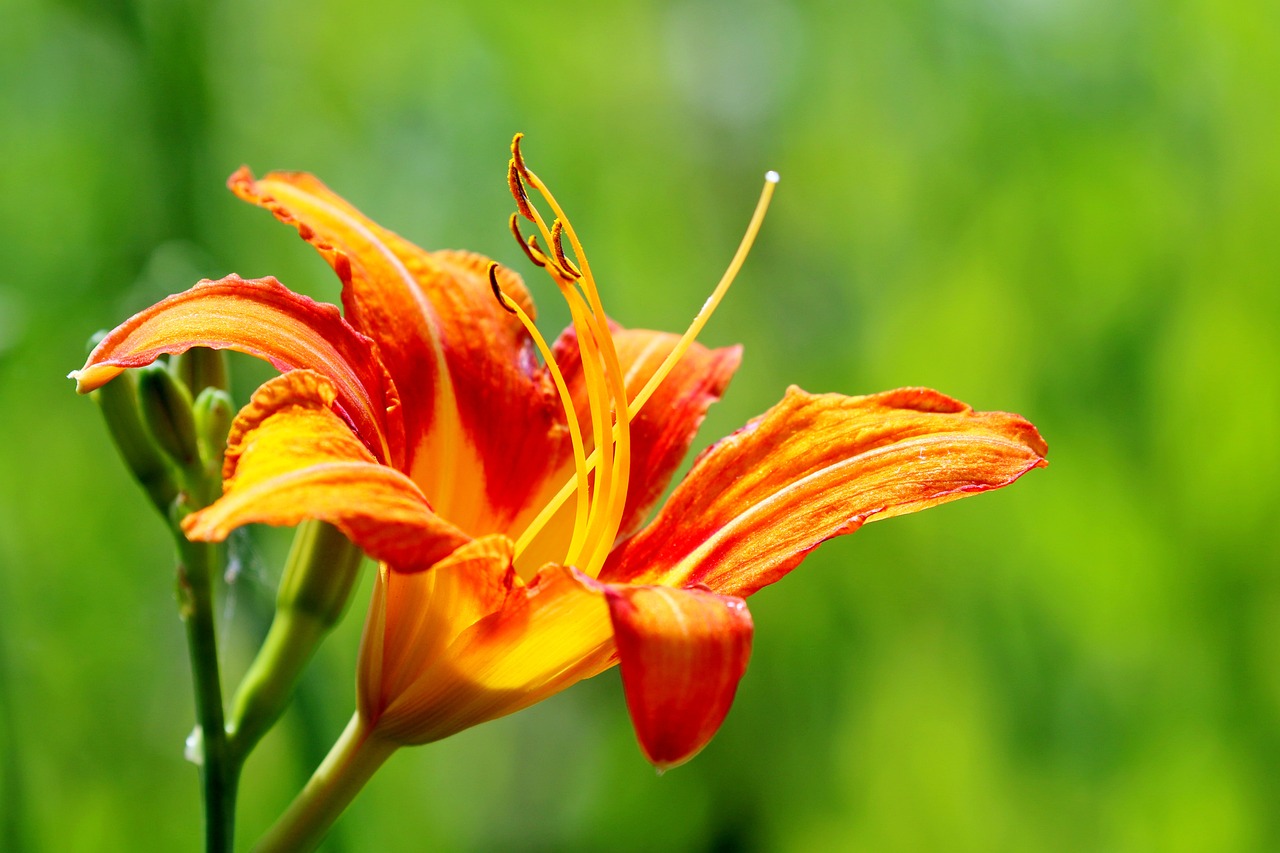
[511,132,530,180]
[488,263,517,314]
[508,158,535,222]
[510,213,547,268]
[525,234,553,269]
[549,220,581,278]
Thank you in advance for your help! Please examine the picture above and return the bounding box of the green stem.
[177,533,234,852]
[254,714,397,853]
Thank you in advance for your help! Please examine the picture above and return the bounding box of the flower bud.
[86,333,179,512]
[193,388,234,474]
[172,346,229,396]
[137,361,200,469]
[226,522,364,757]
[276,521,364,627]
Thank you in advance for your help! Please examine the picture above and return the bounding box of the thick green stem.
[254,714,397,853]
[176,533,234,852]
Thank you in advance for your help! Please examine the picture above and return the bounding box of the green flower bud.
[89,350,179,513]
[137,361,200,470]
[276,521,364,627]
[226,522,365,757]
[193,387,235,474]
[172,346,229,396]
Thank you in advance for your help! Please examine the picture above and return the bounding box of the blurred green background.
[2,0,1278,849]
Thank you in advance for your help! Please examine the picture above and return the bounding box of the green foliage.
[2,0,1278,849]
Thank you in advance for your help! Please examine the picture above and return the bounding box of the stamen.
[549,220,581,279]
[508,159,535,222]
[488,263,591,566]
[488,263,517,314]
[518,171,779,552]
[514,167,633,575]
[509,214,548,269]
[511,283,614,565]
[525,235,552,267]
[509,136,778,578]
[511,132,530,182]
[561,298,614,567]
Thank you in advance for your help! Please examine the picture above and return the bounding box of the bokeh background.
[2,0,1278,850]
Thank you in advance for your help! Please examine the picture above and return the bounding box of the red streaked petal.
[183,371,466,571]
[601,582,753,770]
[71,274,402,465]
[603,386,1048,597]
[418,251,564,534]
[229,169,562,532]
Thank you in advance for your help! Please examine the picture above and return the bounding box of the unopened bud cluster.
[88,339,232,514]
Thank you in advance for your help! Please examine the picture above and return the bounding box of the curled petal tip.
[604,584,753,771]
[69,364,118,394]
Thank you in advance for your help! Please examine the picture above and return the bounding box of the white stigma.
[765,170,780,184]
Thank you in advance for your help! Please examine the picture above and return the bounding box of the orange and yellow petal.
[363,561,616,745]
[229,170,565,533]
[183,371,467,572]
[603,386,1048,597]
[71,274,402,465]
[596,581,753,770]
[360,535,521,726]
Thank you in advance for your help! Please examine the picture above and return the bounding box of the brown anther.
[510,213,547,268]
[507,158,535,222]
[488,263,517,314]
[526,234,553,267]
[549,219,581,278]
[511,132,530,180]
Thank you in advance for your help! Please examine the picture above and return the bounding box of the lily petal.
[603,387,1048,597]
[367,562,616,745]
[361,535,521,729]
[71,274,402,465]
[599,581,753,770]
[228,169,562,532]
[183,371,467,571]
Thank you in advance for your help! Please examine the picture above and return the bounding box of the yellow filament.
[508,149,634,576]
[506,274,611,563]
[519,174,633,575]
[561,291,613,567]
[489,272,592,565]
[516,171,779,550]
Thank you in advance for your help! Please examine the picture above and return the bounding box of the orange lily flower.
[73,137,1047,776]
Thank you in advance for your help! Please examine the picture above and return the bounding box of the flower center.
[492,134,777,578]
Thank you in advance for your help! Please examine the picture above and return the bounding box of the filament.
[515,170,778,553]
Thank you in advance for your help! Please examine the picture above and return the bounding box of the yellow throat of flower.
[491,134,777,579]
